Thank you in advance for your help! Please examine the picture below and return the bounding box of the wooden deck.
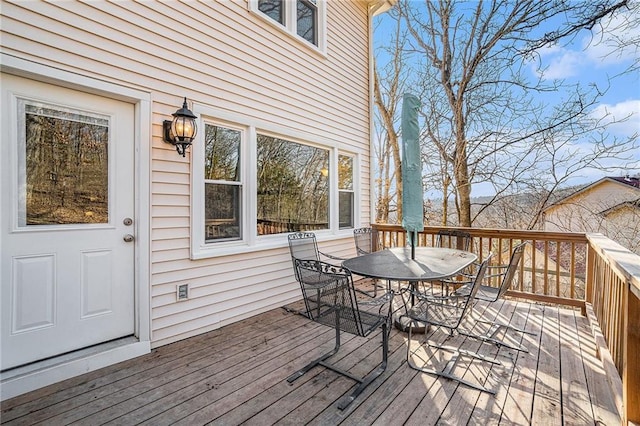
[1,285,620,425]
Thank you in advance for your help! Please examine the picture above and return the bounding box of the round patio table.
[343,247,478,331]
[342,246,477,282]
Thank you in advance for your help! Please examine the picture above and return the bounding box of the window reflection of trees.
[205,125,240,182]
[24,105,109,225]
[296,0,316,44]
[338,155,354,228]
[338,155,353,190]
[258,0,283,24]
[257,134,328,234]
[204,124,242,240]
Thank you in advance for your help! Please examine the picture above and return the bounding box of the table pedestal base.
[391,295,429,333]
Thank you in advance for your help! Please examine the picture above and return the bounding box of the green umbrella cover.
[401,93,423,258]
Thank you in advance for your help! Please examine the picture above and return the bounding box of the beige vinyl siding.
[544,180,640,232]
[2,1,369,141]
[2,0,371,347]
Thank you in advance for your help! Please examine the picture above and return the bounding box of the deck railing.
[586,234,640,424]
[372,224,589,308]
[371,223,640,423]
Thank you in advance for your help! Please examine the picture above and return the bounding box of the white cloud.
[583,3,640,67]
[540,49,585,79]
[590,100,640,137]
[537,3,639,80]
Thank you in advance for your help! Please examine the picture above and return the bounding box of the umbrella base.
[392,294,429,333]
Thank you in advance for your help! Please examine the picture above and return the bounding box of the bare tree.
[373,10,411,223]
[375,0,637,228]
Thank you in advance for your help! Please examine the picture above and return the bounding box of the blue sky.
[538,8,639,141]
[373,3,639,195]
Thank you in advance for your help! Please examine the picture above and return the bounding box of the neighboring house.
[0,0,395,399]
[543,176,640,254]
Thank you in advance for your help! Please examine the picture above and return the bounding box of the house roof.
[370,0,397,15]
[609,175,640,188]
[543,175,640,212]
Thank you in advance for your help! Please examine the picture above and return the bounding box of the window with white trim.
[203,123,243,242]
[192,115,357,258]
[250,0,325,51]
[338,154,354,229]
[257,134,329,234]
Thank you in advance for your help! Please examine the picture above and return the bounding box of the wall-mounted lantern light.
[163,97,198,157]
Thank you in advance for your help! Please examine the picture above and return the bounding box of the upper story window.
[258,0,284,24]
[251,0,326,52]
[296,0,317,45]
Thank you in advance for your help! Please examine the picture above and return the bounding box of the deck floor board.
[1,285,620,426]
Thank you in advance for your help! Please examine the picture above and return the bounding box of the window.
[296,0,317,45]
[338,154,354,229]
[203,124,242,242]
[192,114,358,258]
[258,0,283,25]
[19,101,110,227]
[257,134,329,235]
[250,0,325,51]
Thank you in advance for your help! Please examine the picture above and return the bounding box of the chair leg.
[288,316,389,410]
[465,298,538,352]
[405,322,500,395]
[287,316,341,383]
[465,303,537,353]
[461,321,536,352]
[337,323,388,410]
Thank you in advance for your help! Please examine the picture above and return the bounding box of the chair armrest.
[319,250,348,261]
[484,272,506,279]
[355,288,393,306]
[414,290,467,305]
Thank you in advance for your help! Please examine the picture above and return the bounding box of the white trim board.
[0,53,152,400]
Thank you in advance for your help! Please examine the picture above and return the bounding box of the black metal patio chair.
[287,232,346,284]
[400,253,501,394]
[286,259,393,410]
[288,232,391,307]
[353,227,373,256]
[352,227,387,297]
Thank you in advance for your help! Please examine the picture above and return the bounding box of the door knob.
[123,234,134,242]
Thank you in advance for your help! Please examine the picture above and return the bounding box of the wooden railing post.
[372,227,379,252]
[584,244,595,317]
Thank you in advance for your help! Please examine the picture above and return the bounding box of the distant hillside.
[424,183,590,229]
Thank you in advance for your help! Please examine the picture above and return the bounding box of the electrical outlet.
[177,284,189,301]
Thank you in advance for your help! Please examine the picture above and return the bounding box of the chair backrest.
[452,254,491,327]
[436,229,472,251]
[353,227,373,256]
[294,259,385,337]
[495,242,528,299]
[424,253,492,331]
[288,232,320,282]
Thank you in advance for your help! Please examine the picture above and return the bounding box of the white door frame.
[0,54,151,400]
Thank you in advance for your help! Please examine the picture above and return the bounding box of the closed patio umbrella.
[401,93,423,259]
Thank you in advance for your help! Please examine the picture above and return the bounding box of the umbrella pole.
[411,231,416,260]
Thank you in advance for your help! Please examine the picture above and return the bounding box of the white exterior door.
[1,74,136,370]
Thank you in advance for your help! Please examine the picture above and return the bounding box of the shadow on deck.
[1,282,620,425]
